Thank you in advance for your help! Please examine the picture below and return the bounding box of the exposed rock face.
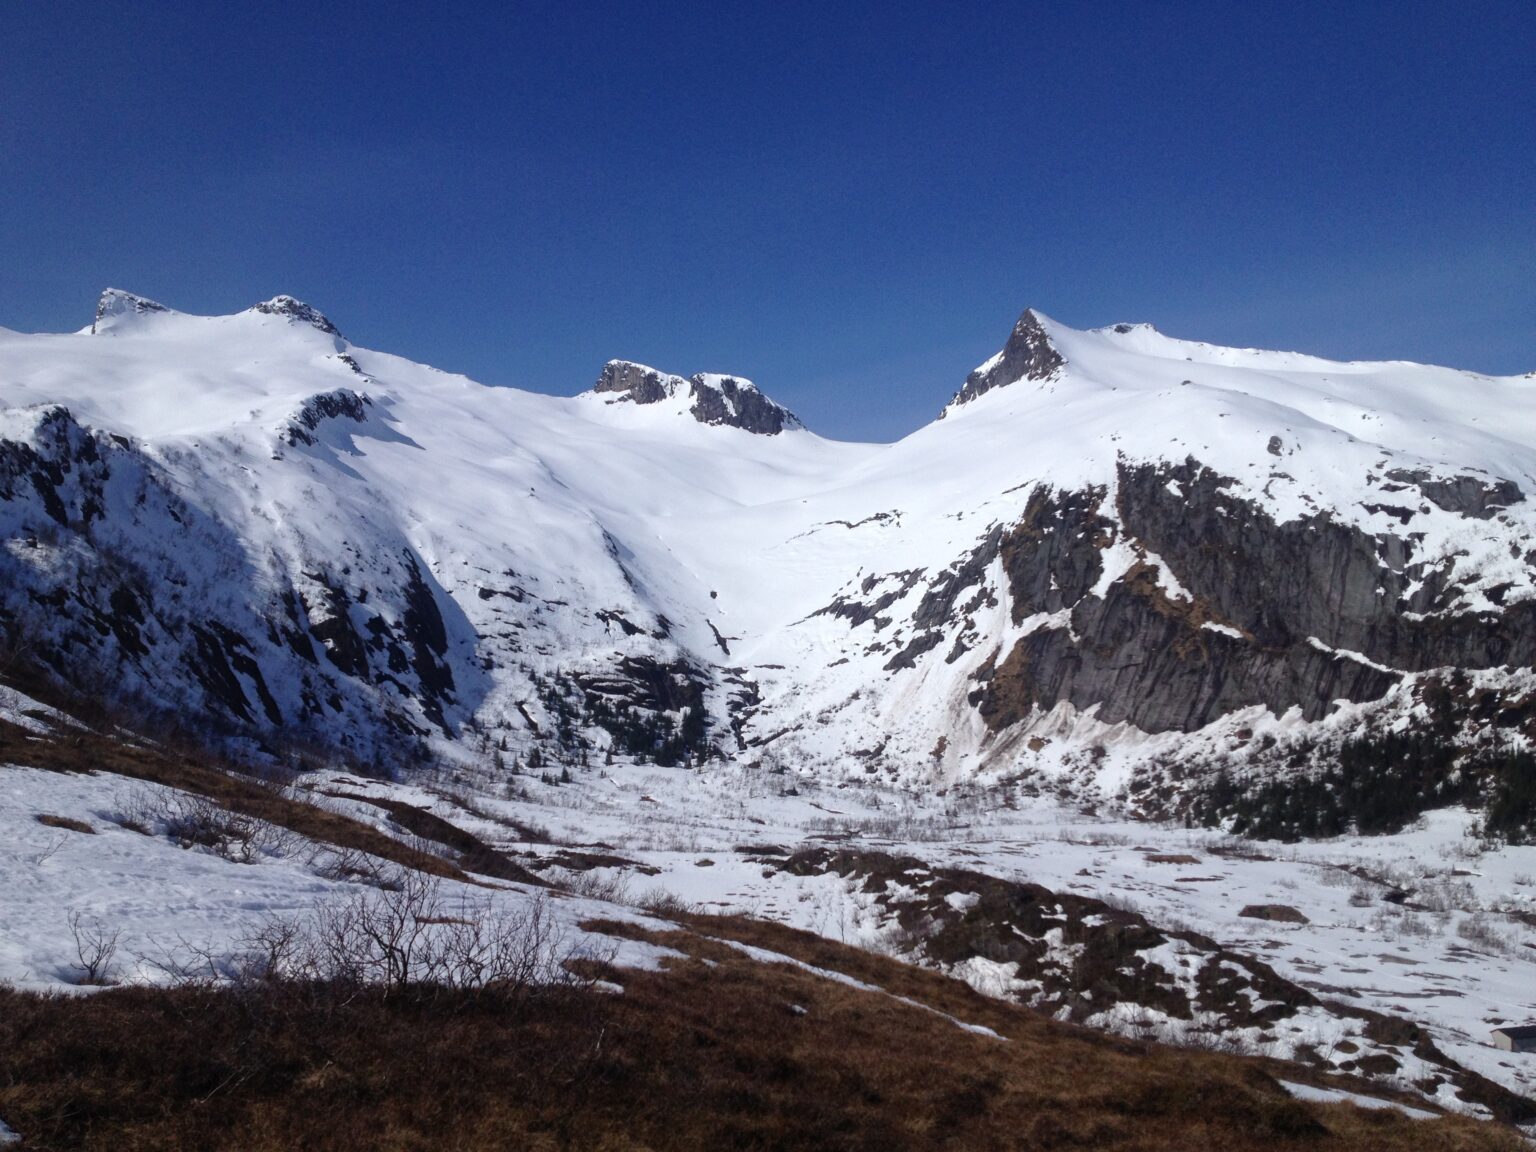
[944,307,1063,412]
[593,360,684,405]
[591,361,800,435]
[0,405,470,754]
[779,849,1534,1122]
[250,295,341,337]
[963,459,1536,734]
[91,289,169,333]
[283,389,372,446]
[1383,468,1524,519]
[687,374,798,435]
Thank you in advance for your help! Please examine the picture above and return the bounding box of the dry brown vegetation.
[33,812,94,834]
[0,713,527,885]
[0,911,1525,1151]
[0,687,1527,1149]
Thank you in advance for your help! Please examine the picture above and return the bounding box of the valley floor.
[3,681,1536,1143]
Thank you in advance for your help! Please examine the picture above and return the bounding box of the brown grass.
[0,715,479,883]
[0,683,1524,1149]
[34,813,95,834]
[0,918,1521,1151]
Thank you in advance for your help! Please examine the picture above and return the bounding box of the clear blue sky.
[4,2,1532,441]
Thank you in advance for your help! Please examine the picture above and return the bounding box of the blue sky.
[4,2,1532,441]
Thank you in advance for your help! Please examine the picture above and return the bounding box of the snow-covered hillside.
[2,290,1534,814]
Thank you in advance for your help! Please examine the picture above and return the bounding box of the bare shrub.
[558,868,632,904]
[110,785,295,864]
[67,911,121,985]
[637,887,700,918]
[1456,912,1515,955]
[1418,877,1478,914]
[1098,891,1143,916]
[240,872,589,1002]
[308,843,395,887]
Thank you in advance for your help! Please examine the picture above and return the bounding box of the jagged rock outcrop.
[593,360,684,405]
[250,295,341,337]
[91,289,169,333]
[1382,468,1524,519]
[961,459,1536,734]
[283,389,372,446]
[943,307,1063,412]
[592,360,800,434]
[0,404,471,755]
[687,373,798,435]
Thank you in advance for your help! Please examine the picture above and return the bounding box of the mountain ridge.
[1,289,1533,837]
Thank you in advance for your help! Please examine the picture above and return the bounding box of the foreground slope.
[3,677,1534,1120]
[1,292,1533,819]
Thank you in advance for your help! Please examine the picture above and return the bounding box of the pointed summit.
[250,295,341,338]
[91,288,171,334]
[943,307,1065,415]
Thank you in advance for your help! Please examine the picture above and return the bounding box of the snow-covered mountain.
[2,290,1533,815]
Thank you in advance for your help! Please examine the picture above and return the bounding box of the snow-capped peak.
[91,288,173,334]
[942,306,1064,415]
[589,360,801,435]
[593,359,689,404]
[248,295,341,337]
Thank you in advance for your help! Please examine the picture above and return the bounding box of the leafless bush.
[110,785,296,864]
[1418,878,1478,914]
[236,871,591,1001]
[308,843,395,887]
[866,917,931,959]
[67,911,121,985]
[1456,912,1516,955]
[109,785,159,835]
[1098,891,1143,916]
[558,868,632,904]
[31,831,70,866]
[637,887,700,918]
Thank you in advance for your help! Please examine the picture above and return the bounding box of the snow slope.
[1,291,1533,797]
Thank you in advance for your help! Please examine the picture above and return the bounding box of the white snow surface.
[1280,1079,1438,1120]
[6,294,1536,1119]
[2,293,1533,783]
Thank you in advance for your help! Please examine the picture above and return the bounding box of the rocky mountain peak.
[250,296,341,337]
[942,307,1065,415]
[686,373,801,435]
[91,289,171,334]
[591,362,801,435]
[593,360,688,405]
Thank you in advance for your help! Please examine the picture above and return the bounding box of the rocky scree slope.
[0,291,1533,825]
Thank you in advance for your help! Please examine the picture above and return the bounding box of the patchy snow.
[1280,1079,1438,1120]
[712,936,1004,1040]
[6,730,1536,1111]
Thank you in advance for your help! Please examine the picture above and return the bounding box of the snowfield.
[3,291,1536,1126]
[1,290,1533,788]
